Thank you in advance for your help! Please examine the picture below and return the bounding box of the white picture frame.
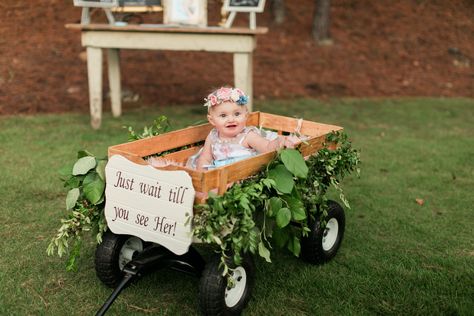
[163,0,207,27]
[223,0,266,13]
[73,0,119,8]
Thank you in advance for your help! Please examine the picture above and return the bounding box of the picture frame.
[163,0,207,27]
[73,0,119,8]
[223,0,266,13]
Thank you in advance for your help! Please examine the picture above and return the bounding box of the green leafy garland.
[125,115,172,141]
[192,131,360,273]
[48,118,360,273]
[46,150,108,271]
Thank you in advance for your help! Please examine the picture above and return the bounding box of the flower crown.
[204,87,249,109]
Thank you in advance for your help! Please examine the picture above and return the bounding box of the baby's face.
[207,101,248,139]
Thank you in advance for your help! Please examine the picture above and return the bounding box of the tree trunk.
[271,0,285,24]
[312,0,332,44]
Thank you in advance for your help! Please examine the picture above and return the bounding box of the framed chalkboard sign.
[73,0,119,8]
[223,0,266,13]
[222,0,266,29]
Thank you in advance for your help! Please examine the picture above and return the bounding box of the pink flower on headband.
[208,94,218,106]
[216,87,232,100]
[204,87,248,108]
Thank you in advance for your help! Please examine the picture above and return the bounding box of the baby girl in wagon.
[193,86,300,170]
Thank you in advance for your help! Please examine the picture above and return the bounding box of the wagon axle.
[96,244,205,316]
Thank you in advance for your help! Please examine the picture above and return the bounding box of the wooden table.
[66,24,268,129]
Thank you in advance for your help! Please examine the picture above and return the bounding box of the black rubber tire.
[199,254,255,316]
[94,230,142,288]
[301,200,345,264]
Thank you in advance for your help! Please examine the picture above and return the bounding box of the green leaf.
[72,156,97,176]
[95,194,105,206]
[268,197,282,216]
[291,207,306,221]
[268,164,294,194]
[240,196,250,211]
[276,207,291,228]
[96,160,107,181]
[272,226,289,248]
[287,236,301,257]
[64,175,82,189]
[83,173,105,204]
[66,239,82,272]
[258,242,272,263]
[280,149,308,179]
[262,178,276,190]
[77,150,94,159]
[66,188,80,210]
[284,196,307,221]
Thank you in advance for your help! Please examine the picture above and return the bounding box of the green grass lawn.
[0,98,473,315]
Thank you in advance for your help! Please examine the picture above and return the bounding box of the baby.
[195,87,300,170]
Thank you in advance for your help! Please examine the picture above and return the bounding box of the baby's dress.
[209,126,259,168]
[187,126,270,169]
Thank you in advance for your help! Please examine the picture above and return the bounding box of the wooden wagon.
[95,112,345,316]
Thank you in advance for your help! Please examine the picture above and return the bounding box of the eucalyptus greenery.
[192,131,360,274]
[46,150,108,271]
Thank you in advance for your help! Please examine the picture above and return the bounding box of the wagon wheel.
[199,254,255,316]
[95,230,144,288]
[301,200,345,264]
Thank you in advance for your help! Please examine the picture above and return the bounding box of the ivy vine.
[192,131,360,273]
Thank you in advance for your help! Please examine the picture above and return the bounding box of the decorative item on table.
[73,0,119,24]
[112,0,163,25]
[163,0,207,27]
[222,0,266,29]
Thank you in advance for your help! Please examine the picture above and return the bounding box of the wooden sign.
[105,155,195,255]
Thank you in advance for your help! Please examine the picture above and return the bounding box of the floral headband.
[204,87,249,109]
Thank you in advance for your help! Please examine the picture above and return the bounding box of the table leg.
[87,47,103,129]
[233,53,253,111]
[107,48,122,118]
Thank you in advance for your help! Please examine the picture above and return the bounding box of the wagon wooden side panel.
[107,112,343,202]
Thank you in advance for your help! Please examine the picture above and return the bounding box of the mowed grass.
[0,98,473,315]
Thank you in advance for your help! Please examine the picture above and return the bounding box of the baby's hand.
[282,135,301,148]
